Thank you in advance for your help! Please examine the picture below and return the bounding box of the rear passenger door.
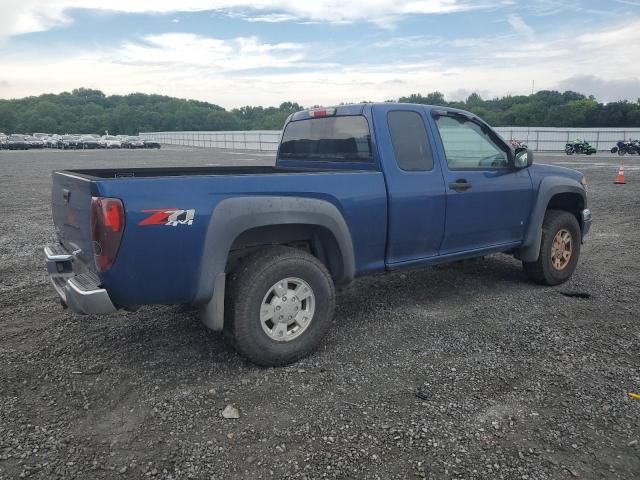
[431,112,533,254]
[372,104,447,265]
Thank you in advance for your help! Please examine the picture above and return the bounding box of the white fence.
[140,127,640,153]
[494,127,640,152]
[139,130,281,151]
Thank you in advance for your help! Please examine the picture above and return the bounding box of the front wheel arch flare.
[516,177,586,262]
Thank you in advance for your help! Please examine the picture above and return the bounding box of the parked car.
[5,134,29,150]
[61,135,81,149]
[45,103,591,366]
[143,139,162,149]
[0,133,6,149]
[46,135,61,148]
[26,136,45,149]
[100,135,122,149]
[123,136,145,149]
[78,135,100,149]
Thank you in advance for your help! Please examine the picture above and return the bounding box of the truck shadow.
[337,254,528,313]
[63,254,532,374]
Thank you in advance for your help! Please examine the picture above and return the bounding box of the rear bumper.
[581,209,592,238]
[45,244,117,315]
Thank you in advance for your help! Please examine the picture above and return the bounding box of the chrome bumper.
[45,244,117,315]
[581,209,592,238]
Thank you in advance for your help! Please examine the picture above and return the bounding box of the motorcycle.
[510,139,528,149]
[610,140,639,156]
[565,139,597,155]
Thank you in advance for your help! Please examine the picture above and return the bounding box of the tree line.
[397,91,640,128]
[0,87,639,135]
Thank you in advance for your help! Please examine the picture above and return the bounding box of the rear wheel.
[523,210,581,286]
[225,246,335,366]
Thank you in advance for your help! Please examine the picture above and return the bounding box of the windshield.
[279,116,372,162]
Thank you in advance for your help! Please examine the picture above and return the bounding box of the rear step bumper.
[45,244,117,315]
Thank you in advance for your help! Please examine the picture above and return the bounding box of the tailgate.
[51,171,96,272]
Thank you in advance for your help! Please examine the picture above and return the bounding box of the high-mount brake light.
[308,107,336,118]
[91,197,125,271]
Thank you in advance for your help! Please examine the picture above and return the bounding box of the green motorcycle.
[565,139,597,155]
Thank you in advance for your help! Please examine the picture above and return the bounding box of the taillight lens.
[91,197,124,271]
[308,107,336,118]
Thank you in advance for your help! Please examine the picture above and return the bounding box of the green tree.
[1,87,639,135]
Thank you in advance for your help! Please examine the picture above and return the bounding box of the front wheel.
[565,146,574,155]
[523,210,581,286]
[225,246,336,366]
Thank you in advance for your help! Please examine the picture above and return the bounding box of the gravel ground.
[0,147,638,479]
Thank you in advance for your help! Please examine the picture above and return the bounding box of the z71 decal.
[139,209,196,227]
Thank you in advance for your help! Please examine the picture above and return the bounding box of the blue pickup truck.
[46,103,591,366]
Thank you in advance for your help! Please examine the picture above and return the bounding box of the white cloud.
[577,19,640,47]
[1,10,640,107]
[507,14,534,41]
[556,75,640,103]
[373,35,443,48]
[243,13,300,23]
[0,0,495,39]
[119,33,305,71]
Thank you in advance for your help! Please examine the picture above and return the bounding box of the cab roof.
[289,103,476,122]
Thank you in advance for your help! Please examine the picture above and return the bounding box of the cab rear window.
[279,116,372,162]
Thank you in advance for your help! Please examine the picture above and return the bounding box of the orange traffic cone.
[614,164,626,184]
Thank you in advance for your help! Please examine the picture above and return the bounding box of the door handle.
[449,179,472,192]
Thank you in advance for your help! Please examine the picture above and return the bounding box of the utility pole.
[531,80,535,95]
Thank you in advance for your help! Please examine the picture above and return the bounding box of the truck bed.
[51,165,389,307]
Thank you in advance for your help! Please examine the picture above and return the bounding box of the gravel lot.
[1,147,638,479]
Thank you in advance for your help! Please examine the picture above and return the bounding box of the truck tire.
[523,209,581,286]
[225,246,335,366]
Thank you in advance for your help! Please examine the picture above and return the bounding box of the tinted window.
[279,116,372,162]
[434,116,509,169]
[388,111,433,171]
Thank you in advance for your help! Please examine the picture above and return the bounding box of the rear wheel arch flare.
[194,196,356,305]
[228,223,346,284]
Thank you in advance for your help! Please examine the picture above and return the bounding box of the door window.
[388,111,434,171]
[434,116,509,169]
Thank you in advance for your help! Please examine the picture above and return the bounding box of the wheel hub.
[260,277,315,342]
[551,229,573,271]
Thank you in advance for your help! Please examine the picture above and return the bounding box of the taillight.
[91,197,124,271]
[308,107,336,118]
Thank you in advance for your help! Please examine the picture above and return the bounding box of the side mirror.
[514,147,533,169]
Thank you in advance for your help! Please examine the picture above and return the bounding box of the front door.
[431,113,533,255]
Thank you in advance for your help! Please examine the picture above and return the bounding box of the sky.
[0,0,639,108]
